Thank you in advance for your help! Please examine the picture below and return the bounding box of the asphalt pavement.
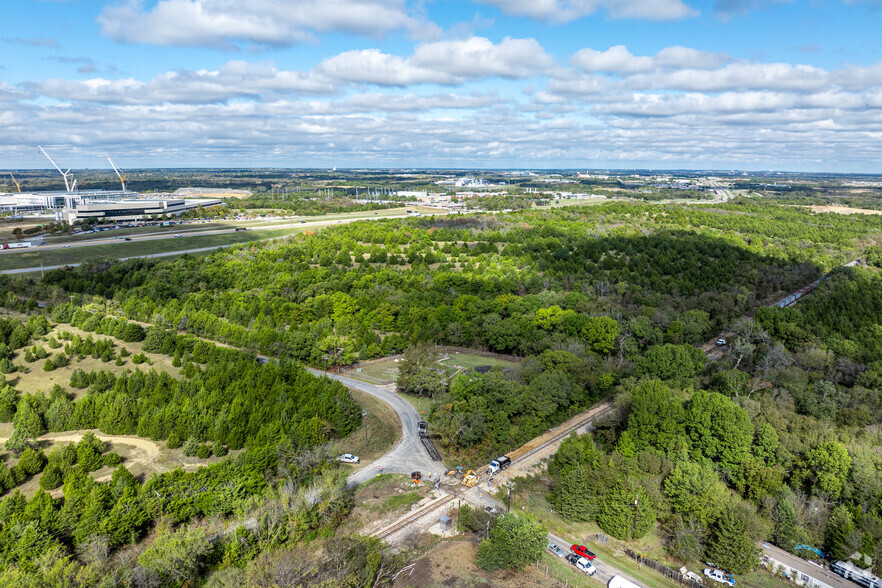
[305,369,441,488]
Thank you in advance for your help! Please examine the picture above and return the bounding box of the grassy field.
[0,226,305,271]
[351,351,519,387]
[333,387,400,464]
[2,320,181,398]
[439,352,520,370]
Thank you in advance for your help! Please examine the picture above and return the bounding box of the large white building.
[62,198,222,223]
[0,189,135,212]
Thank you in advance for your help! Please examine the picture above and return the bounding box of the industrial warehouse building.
[62,198,222,224]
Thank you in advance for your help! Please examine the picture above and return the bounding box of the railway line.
[374,494,455,540]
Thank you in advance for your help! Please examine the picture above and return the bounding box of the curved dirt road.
[0,430,162,468]
[306,369,440,488]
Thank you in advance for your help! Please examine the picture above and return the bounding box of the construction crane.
[106,154,127,191]
[38,146,76,192]
[7,173,21,193]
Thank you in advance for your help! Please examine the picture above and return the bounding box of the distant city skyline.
[3,0,882,172]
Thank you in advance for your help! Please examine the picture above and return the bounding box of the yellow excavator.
[462,470,479,488]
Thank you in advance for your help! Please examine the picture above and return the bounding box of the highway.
[0,209,447,274]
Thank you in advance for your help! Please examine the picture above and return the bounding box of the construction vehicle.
[418,421,428,437]
[487,455,511,475]
[411,471,422,485]
[462,470,479,488]
[445,466,464,478]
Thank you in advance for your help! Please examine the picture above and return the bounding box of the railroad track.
[375,494,455,540]
[508,402,615,468]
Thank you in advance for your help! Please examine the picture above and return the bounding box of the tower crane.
[38,146,76,192]
[8,173,21,193]
[106,154,127,191]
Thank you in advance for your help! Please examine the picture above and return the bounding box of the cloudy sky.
[3,0,882,171]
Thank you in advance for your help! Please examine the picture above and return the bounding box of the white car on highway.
[336,453,360,464]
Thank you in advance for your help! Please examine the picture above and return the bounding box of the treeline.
[226,196,404,215]
[34,200,881,373]
[5,340,360,453]
[549,378,881,575]
[0,440,364,585]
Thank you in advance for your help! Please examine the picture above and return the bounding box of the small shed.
[439,515,452,532]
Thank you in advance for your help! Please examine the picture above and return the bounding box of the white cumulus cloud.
[477,0,697,23]
[99,0,439,48]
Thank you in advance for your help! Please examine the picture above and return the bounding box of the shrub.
[39,464,63,490]
[166,431,183,449]
[103,452,122,466]
[212,443,228,458]
[182,437,200,457]
[196,445,211,459]
[18,447,46,476]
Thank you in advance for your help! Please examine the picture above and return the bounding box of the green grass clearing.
[333,387,400,464]
[438,352,520,370]
[541,552,597,587]
[4,322,181,399]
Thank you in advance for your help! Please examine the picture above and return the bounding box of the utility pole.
[506,481,515,513]
[632,496,639,540]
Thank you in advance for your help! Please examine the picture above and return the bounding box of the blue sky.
[3,0,882,171]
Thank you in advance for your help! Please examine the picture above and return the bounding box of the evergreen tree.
[551,466,593,522]
[476,514,547,571]
[596,482,655,541]
[704,506,759,574]
[825,505,858,561]
[17,447,46,476]
[38,464,63,490]
[772,498,800,552]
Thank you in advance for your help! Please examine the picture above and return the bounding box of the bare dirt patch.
[806,205,882,216]
[0,429,231,498]
[342,474,433,537]
[394,541,564,588]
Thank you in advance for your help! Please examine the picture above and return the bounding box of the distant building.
[63,198,222,223]
[0,189,135,212]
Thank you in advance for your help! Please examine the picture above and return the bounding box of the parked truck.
[487,455,511,475]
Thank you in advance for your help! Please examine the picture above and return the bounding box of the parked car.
[124,237,132,241]
[716,338,726,346]
[575,557,597,576]
[336,454,360,464]
[571,545,596,560]
[565,553,579,565]
[546,543,565,558]
[703,568,735,586]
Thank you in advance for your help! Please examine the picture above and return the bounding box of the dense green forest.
[2,199,882,584]
[543,265,882,576]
